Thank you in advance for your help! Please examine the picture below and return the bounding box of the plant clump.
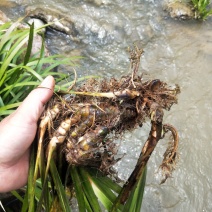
[191,0,212,19]
[164,0,212,20]
[37,45,180,207]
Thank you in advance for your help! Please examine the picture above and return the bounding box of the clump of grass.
[0,19,80,120]
[191,0,212,19]
[0,20,147,212]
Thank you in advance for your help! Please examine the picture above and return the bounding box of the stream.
[1,0,212,211]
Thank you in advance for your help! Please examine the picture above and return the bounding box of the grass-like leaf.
[49,160,71,212]
[22,142,36,212]
[78,167,102,212]
[86,169,122,211]
[122,166,147,212]
[23,22,34,66]
[192,0,212,19]
[10,191,24,203]
[0,21,79,121]
[70,166,86,212]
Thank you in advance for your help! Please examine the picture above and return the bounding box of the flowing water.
[1,0,212,211]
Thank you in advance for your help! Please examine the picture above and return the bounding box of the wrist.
[0,155,29,193]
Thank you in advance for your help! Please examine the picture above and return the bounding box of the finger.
[14,75,55,125]
[0,76,55,161]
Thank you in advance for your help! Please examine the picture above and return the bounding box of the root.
[36,45,180,207]
[128,44,143,88]
[160,124,179,184]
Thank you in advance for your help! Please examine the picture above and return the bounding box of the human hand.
[0,76,55,192]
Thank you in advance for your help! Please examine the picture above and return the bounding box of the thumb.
[14,75,55,125]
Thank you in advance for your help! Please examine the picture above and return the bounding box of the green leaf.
[70,166,86,212]
[10,190,24,203]
[50,160,71,212]
[0,102,21,112]
[78,167,101,212]
[23,22,34,65]
[22,143,36,212]
[0,81,39,95]
[88,169,122,194]
[134,166,146,212]
[123,166,147,212]
[1,31,29,76]
[90,178,114,210]
[36,143,50,212]
[86,169,123,211]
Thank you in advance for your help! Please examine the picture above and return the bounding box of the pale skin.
[0,76,55,193]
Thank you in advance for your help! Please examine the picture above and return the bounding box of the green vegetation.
[191,0,212,19]
[0,19,79,120]
[0,20,146,211]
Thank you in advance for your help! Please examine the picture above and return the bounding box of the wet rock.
[25,7,78,36]
[85,0,112,6]
[163,1,194,20]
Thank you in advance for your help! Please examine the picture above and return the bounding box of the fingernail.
[40,76,55,89]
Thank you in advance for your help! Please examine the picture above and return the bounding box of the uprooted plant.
[31,45,180,211]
